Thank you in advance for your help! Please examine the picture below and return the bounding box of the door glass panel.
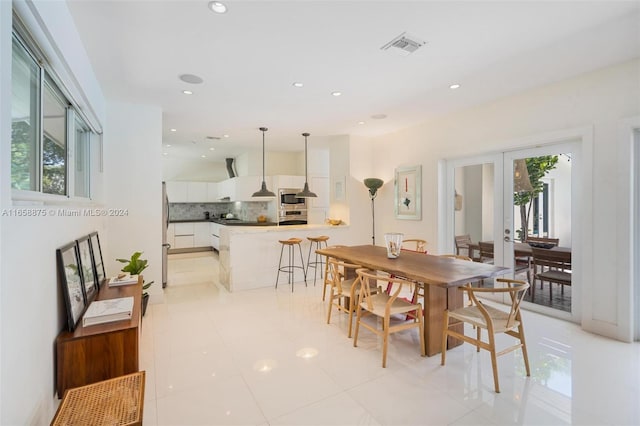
[454,162,494,266]
[512,154,572,313]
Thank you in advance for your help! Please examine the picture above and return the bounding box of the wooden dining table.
[468,241,571,259]
[315,245,510,356]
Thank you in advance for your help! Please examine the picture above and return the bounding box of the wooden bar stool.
[276,238,307,291]
[306,235,329,286]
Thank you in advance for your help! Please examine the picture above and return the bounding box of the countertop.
[169,218,277,226]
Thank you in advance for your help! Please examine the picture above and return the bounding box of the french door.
[444,141,580,322]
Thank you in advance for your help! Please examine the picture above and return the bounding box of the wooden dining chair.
[530,247,571,301]
[353,268,426,367]
[326,258,376,338]
[454,234,472,256]
[321,245,348,301]
[526,236,560,247]
[478,241,494,263]
[402,238,428,253]
[441,278,531,393]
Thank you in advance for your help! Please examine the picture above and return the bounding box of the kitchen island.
[219,224,349,291]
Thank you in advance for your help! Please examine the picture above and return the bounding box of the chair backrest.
[527,236,560,246]
[356,268,417,311]
[478,241,494,260]
[454,235,472,253]
[531,247,571,271]
[462,278,529,329]
[327,258,361,294]
[402,239,427,253]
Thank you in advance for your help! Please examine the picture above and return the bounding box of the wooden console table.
[55,277,142,398]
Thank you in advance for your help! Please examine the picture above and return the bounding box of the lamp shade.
[364,178,384,198]
[513,159,534,193]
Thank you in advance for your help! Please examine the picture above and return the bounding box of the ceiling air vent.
[380,32,426,56]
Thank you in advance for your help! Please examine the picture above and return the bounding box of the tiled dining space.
[139,252,639,425]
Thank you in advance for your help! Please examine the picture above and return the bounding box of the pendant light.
[295,132,317,198]
[252,127,275,197]
[513,159,534,193]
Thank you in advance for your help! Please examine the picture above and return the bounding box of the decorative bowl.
[257,215,267,223]
[328,219,342,225]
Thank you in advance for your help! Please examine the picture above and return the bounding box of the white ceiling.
[67,0,640,162]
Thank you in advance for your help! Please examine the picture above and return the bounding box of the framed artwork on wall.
[56,242,86,331]
[89,232,106,286]
[395,165,422,220]
[77,235,98,303]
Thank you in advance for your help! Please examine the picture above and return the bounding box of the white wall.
[1,2,108,424]
[104,102,163,304]
[351,59,640,341]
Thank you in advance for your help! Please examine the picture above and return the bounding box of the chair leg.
[518,322,531,377]
[275,244,285,289]
[476,326,481,352]
[297,243,307,285]
[321,257,330,301]
[353,304,362,347]
[417,305,426,357]
[441,311,449,366]
[488,333,500,393]
[382,316,390,368]
[326,289,335,324]
[347,295,355,338]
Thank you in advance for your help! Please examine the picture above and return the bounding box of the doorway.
[444,140,580,322]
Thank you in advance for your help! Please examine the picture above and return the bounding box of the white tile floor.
[140,252,640,425]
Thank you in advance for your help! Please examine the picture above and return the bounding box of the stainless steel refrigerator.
[162,181,170,287]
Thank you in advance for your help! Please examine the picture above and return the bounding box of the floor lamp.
[364,178,383,245]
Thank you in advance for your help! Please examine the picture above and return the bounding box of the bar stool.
[276,238,307,291]
[306,235,330,286]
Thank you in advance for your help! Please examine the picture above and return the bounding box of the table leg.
[422,285,463,356]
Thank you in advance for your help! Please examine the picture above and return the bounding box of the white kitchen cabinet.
[210,222,221,251]
[166,181,189,202]
[187,182,207,202]
[217,178,235,200]
[235,176,265,201]
[194,222,211,247]
[174,235,195,249]
[272,175,304,191]
[207,182,219,201]
[174,222,194,236]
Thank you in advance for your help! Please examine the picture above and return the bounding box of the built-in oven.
[278,209,308,225]
[278,188,307,209]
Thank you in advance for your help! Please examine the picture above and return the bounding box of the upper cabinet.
[187,182,207,202]
[165,181,189,202]
[272,175,305,191]
[207,182,218,201]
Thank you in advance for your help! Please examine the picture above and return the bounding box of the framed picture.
[331,175,346,201]
[56,242,86,331]
[395,165,422,220]
[89,232,106,286]
[77,235,98,303]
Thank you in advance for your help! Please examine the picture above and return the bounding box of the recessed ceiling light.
[292,82,304,88]
[209,147,215,151]
[163,152,168,156]
[358,121,365,125]
[208,1,227,14]
[182,90,193,95]
[331,91,342,97]
[201,155,206,158]
[450,84,461,89]
[166,144,172,147]
[179,74,204,84]
[170,128,177,132]
[223,134,230,138]
[371,113,387,119]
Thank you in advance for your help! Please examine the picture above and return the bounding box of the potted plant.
[116,251,154,316]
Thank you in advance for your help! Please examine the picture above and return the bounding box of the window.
[11,27,97,199]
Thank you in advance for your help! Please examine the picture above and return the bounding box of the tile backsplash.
[169,201,273,222]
